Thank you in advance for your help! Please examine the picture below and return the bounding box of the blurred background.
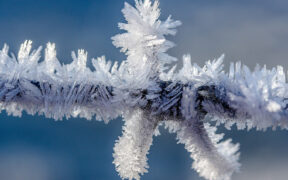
[0,0,288,179]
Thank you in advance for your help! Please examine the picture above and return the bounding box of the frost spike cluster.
[0,0,287,180]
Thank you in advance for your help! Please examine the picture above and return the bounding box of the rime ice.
[0,0,287,180]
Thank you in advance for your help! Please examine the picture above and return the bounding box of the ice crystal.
[0,0,287,179]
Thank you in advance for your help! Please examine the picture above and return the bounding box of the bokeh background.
[0,0,288,179]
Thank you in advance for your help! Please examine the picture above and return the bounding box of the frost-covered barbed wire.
[0,0,287,180]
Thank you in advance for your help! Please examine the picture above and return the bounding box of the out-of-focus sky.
[0,0,288,180]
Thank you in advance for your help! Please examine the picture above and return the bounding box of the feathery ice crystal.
[0,0,287,180]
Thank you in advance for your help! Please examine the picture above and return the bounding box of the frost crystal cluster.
[0,0,287,180]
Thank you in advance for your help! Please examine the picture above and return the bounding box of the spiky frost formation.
[0,0,288,180]
[112,0,181,79]
[113,109,156,180]
[0,41,121,121]
[165,121,240,180]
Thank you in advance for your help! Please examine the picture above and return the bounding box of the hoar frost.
[0,0,287,180]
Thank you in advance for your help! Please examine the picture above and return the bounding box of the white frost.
[0,0,287,180]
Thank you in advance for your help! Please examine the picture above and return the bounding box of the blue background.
[0,0,288,179]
